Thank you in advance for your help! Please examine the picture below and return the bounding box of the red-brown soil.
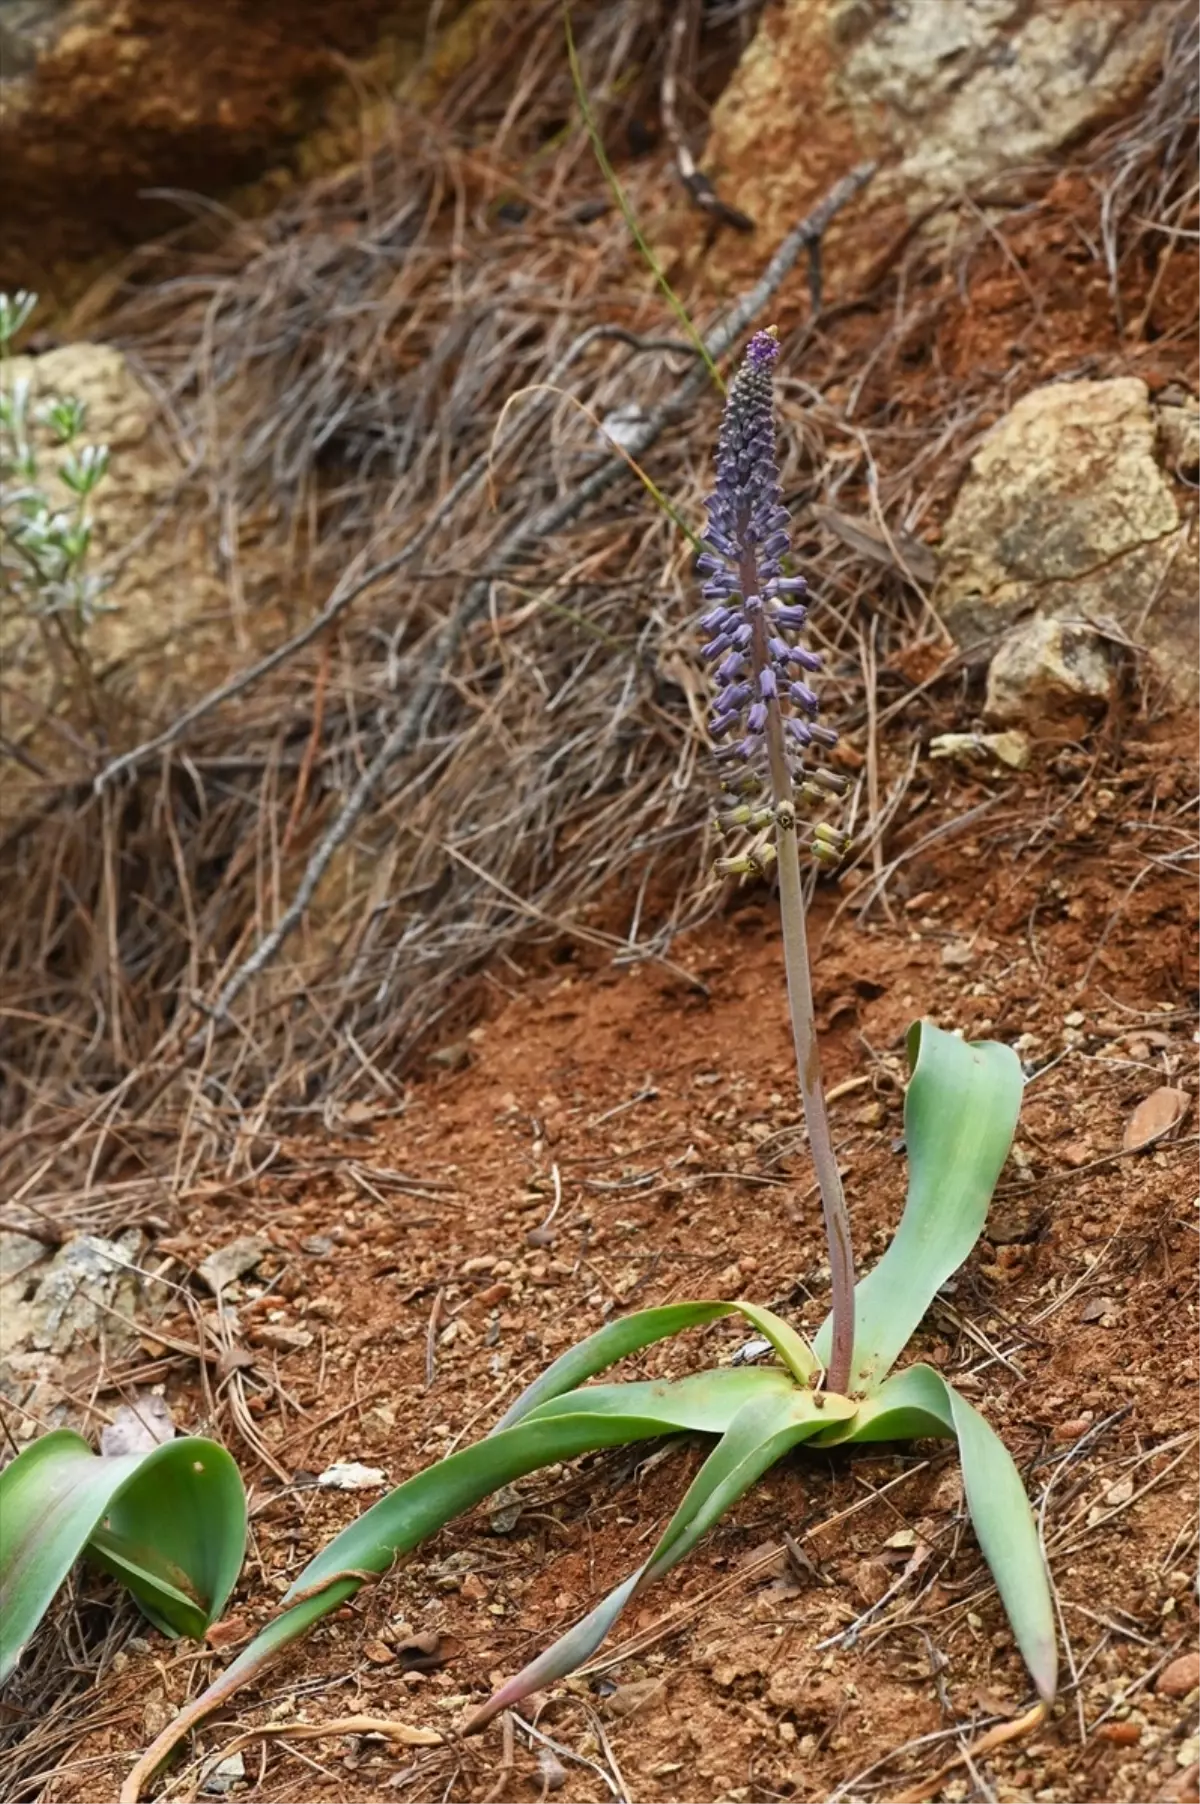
[41,721,1198,1804]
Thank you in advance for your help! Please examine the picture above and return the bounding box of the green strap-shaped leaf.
[0,1430,246,1686]
[494,1298,816,1432]
[815,1021,1023,1389]
[465,1382,857,1729]
[817,1363,1056,1704]
[121,1369,806,1801]
[521,1365,798,1430]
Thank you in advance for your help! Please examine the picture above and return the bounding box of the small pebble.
[1095,1721,1142,1745]
[1158,1652,1200,1698]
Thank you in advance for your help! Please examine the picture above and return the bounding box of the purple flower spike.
[746,329,781,369]
[695,326,837,782]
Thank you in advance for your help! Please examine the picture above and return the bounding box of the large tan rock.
[983,615,1115,725]
[697,0,1176,269]
[934,377,1198,704]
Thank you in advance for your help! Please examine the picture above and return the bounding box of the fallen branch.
[662,0,755,234]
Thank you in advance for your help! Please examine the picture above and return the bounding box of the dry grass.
[1,0,1196,1235]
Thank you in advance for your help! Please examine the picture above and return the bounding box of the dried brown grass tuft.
[0,0,1195,1237]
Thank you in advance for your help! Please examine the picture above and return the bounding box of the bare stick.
[195,164,877,1036]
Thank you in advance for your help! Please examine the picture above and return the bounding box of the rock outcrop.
[696,0,1179,272]
[0,0,463,303]
[933,377,1198,710]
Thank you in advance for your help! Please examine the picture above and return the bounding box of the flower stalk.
[699,328,856,1395]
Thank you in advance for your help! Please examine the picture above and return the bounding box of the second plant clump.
[36,329,1054,1802]
[0,291,112,641]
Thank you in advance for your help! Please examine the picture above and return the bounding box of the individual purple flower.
[697,329,839,790]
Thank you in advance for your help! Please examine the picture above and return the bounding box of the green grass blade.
[0,1431,246,1685]
[466,1385,856,1728]
[815,1020,1023,1389]
[563,10,720,391]
[495,1298,816,1432]
[819,1363,1056,1703]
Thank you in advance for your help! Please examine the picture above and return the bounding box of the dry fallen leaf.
[216,1344,258,1380]
[1123,1086,1191,1151]
[536,1747,568,1793]
[316,1461,385,1491]
[249,1323,313,1353]
[204,1616,250,1651]
[198,1235,268,1294]
[389,1631,457,1673]
[603,1678,665,1720]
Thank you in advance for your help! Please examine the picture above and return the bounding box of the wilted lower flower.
[698,327,848,864]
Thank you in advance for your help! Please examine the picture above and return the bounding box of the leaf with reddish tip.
[465,1384,856,1731]
[817,1363,1057,1705]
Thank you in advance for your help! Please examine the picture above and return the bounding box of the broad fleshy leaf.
[812,1360,957,1446]
[521,1365,798,1432]
[120,1369,801,1802]
[817,1363,1057,1704]
[0,1430,245,1686]
[466,1383,857,1729]
[815,1020,1022,1389]
[494,1299,817,1432]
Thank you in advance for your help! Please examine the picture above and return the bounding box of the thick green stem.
[748,602,855,1395]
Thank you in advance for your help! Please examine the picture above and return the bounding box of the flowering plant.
[121,333,1056,1800]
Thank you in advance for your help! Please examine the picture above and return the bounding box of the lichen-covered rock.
[0,1228,156,1451]
[0,1230,144,1358]
[934,377,1197,703]
[984,616,1114,725]
[833,0,1172,208]
[1158,392,1200,478]
[698,0,1177,267]
[0,0,459,303]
